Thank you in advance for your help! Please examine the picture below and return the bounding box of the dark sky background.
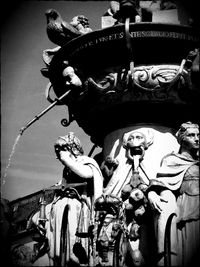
[1,1,109,201]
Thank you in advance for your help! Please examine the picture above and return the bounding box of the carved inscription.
[129,31,199,40]
[71,30,199,55]
[72,32,124,54]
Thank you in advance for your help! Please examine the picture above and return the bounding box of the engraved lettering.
[69,30,199,56]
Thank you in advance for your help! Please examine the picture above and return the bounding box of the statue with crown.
[29,1,199,266]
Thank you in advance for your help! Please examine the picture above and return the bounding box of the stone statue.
[29,3,199,266]
[147,121,199,266]
[113,0,142,23]
[45,9,82,46]
[100,155,119,187]
[160,0,177,10]
[101,129,157,266]
[109,0,156,23]
[70,15,92,35]
[62,66,82,88]
[42,11,92,68]
[32,132,103,266]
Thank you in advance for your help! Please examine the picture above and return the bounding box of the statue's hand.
[59,150,72,162]
[36,221,47,237]
[147,191,168,213]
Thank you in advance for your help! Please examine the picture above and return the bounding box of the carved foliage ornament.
[44,62,193,124]
[133,64,185,91]
[81,63,191,104]
[84,64,186,92]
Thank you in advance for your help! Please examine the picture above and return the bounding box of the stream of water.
[2,133,22,186]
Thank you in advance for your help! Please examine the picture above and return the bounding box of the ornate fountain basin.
[48,23,199,145]
[49,23,199,75]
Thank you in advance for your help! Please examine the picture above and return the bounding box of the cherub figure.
[100,155,119,187]
[62,66,82,88]
[70,15,92,34]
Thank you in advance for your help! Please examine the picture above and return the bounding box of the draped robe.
[32,155,103,266]
[148,152,199,266]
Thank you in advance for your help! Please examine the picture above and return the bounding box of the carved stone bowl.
[48,23,199,145]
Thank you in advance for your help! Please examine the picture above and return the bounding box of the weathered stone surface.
[46,23,199,145]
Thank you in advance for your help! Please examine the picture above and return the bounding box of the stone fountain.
[42,1,199,180]
[37,2,199,265]
[11,1,199,266]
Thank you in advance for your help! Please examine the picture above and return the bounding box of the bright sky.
[1,1,109,201]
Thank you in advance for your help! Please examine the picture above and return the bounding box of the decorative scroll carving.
[86,74,116,95]
[133,64,183,91]
[79,63,192,105]
[42,55,198,132]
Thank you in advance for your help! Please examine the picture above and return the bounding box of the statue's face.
[124,131,147,162]
[127,132,146,147]
[126,132,147,152]
[182,127,199,151]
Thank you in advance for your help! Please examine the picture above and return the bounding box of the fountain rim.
[49,22,199,69]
